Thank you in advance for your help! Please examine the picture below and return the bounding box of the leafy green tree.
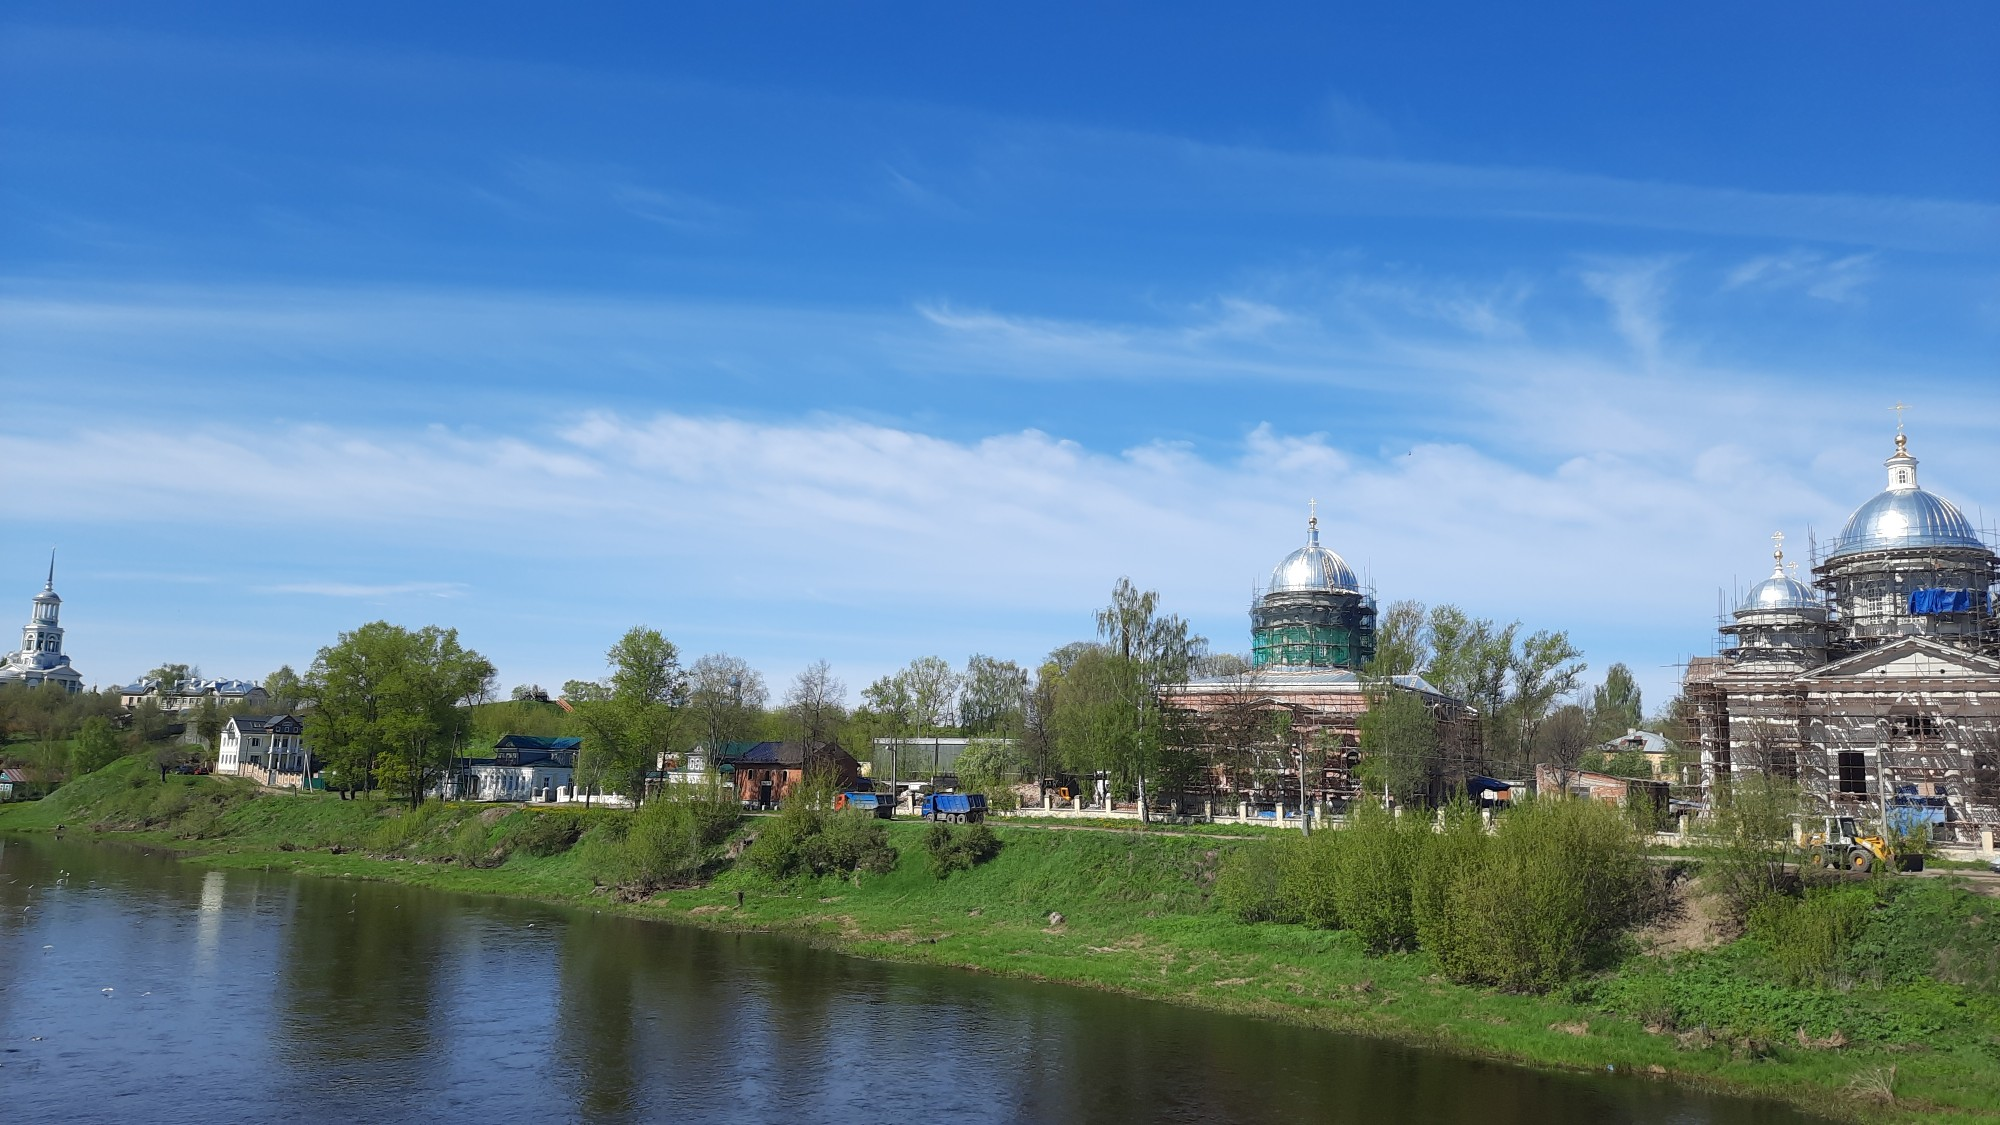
[1357,685,1442,807]
[1510,629,1586,758]
[899,656,961,733]
[263,665,305,713]
[1589,663,1644,742]
[1367,599,1431,677]
[69,716,123,776]
[146,663,197,691]
[861,671,915,786]
[857,656,959,786]
[959,654,1028,736]
[1093,578,1204,821]
[1424,607,1517,746]
[566,627,689,804]
[1019,659,1066,796]
[304,621,495,805]
[953,738,1024,799]
[193,697,225,756]
[1050,646,1135,795]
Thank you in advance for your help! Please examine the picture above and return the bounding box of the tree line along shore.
[5,753,1999,1125]
[3,579,1664,822]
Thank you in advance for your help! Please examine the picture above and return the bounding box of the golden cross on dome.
[1892,401,1909,434]
[1308,497,1318,527]
[1771,530,1785,562]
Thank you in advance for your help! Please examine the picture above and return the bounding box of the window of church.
[1889,714,1940,740]
[1836,751,1868,795]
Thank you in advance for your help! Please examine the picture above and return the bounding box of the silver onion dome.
[1830,489,1983,559]
[1269,512,1358,593]
[1829,432,1986,560]
[1738,569,1819,614]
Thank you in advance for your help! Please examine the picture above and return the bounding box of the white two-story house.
[217,714,312,788]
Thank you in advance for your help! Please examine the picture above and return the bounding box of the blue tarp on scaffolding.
[1909,588,1973,615]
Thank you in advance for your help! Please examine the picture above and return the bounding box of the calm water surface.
[0,834,1823,1125]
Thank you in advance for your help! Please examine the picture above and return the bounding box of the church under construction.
[1685,428,2000,847]
[1170,505,1476,811]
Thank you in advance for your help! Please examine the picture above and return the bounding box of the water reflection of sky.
[0,837,1830,1125]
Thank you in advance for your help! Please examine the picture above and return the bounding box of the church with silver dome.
[1251,504,1378,669]
[1168,506,1471,815]
[1686,428,2000,847]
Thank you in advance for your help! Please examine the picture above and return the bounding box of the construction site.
[1687,429,2000,849]
[1167,505,1481,814]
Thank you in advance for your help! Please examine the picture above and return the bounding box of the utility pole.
[1293,746,1310,838]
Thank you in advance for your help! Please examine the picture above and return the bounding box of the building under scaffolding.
[1686,429,2000,846]
[1167,505,1477,812]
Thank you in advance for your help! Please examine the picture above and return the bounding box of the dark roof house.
[229,714,304,736]
[493,734,581,768]
[730,742,862,807]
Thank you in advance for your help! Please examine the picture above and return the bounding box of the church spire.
[45,549,54,592]
[1306,498,1320,547]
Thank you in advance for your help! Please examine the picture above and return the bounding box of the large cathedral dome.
[1827,431,1985,559]
[1830,489,1982,559]
[1269,536,1359,594]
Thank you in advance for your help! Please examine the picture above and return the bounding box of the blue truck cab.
[920,792,987,823]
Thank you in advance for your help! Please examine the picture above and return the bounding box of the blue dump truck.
[838,790,894,819]
[920,792,987,824]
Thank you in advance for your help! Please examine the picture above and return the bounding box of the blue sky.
[3,3,1997,712]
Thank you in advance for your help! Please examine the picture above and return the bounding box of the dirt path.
[1912,867,2000,896]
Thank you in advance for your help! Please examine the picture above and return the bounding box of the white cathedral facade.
[0,558,85,694]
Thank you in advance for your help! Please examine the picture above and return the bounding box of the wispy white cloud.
[1580,257,1679,366]
[4,406,1972,627]
[1724,249,1878,303]
[8,398,1997,708]
[9,24,1995,254]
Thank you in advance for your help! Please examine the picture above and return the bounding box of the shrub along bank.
[5,757,2000,1123]
[1218,798,1655,990]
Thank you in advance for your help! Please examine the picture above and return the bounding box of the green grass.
[7,762,2000,1123]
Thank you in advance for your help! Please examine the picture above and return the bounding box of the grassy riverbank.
[6,759,1998,1123]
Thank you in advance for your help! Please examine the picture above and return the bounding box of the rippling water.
[0,834,1822,1124]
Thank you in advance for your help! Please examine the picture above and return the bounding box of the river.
[0,834,1822,1124]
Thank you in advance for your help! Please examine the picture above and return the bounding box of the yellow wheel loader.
[1805,816,1913,873]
